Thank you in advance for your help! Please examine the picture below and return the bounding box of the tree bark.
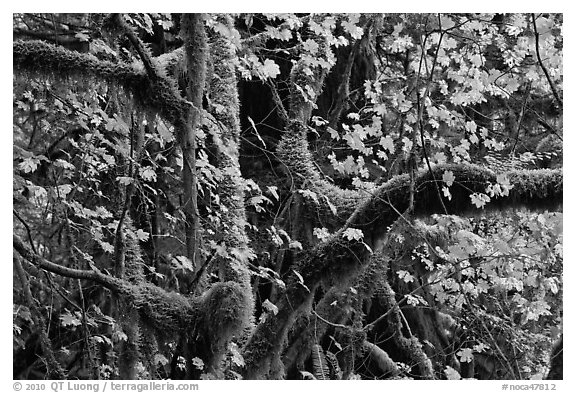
[181,14,208,269]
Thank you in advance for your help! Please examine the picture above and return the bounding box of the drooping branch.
[13,234,124,292]
[531,14,563,109]
[13,40,189,130]
[13,233,251,376]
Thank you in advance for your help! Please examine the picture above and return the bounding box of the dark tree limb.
[327,18,375,129]
[531,14,563,109]
[13,40,189,130]
[14,234,123,292]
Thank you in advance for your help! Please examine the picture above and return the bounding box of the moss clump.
[188,282,253,374]
[200,282,253,345]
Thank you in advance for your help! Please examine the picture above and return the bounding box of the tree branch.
[109,14,159,80]
[13,40,189,130]
[531,14,563,108]
[13,234,124,292]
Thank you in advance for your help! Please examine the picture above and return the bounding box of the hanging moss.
[376,281,435,379]
[283,252,390,375]
[13,40,189,131]
[117,306,141,379]
[206,17,254,315]
[139,324,160,379]
[115,218,146,379]
[197,282,253,370]
[362,340,400,378]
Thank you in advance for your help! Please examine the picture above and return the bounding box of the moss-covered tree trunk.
[180,13,207,268]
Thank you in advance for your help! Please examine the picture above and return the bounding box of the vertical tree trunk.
[181,14,208,270]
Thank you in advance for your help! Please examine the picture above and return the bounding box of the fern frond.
[326,350,342,380]
[311,344,330,380]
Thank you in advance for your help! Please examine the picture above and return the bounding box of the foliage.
[13,12,561,381]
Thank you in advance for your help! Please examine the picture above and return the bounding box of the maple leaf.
[266,186,279,201]
[18,157,40,173]
[293,270,310,292]
[155,354,169,366]
[191,357,204,370]
[445,366,461,380]
[442,170,455,187]
[116,176,133,186]
[442,186,452,201]
[298,189,319,204]
[289,240,303,250]
[313,227,331,242]
[139,167,157,182]
[303,39,319,54]
[135,229,149,241]
[60,311,81,327]
[342,228,364,241]
[156,119,174,142]
[457,348,474,363]
[379,136,395,153]
[470,193,490,208]
[261,59,281,79]
[397,270,415,283]
[341,19,363,39]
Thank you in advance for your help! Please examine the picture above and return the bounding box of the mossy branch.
[242,164,561,378]
[108,14,159,80]
[360,164,562,234]
[14,234,124,292]
[13,40,189,130]
[13,234,251,372]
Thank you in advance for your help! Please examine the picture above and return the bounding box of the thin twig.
[531,14,562,108]
[312,310,348,329]
[266,79,290,125]
[13,209,38,253]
